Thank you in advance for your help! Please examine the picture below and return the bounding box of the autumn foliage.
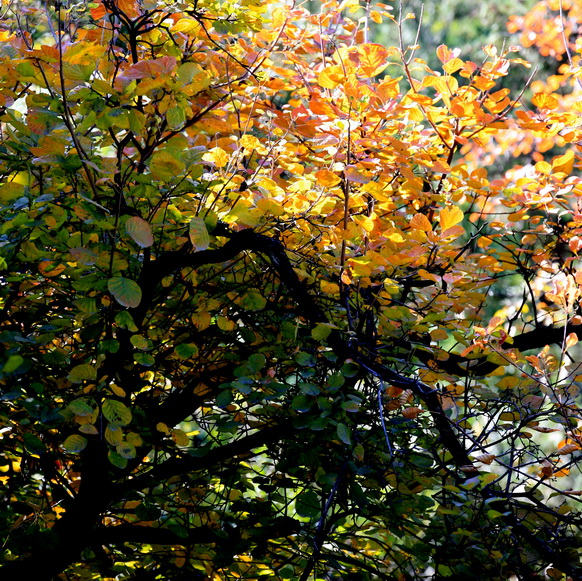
[1,0,582,579]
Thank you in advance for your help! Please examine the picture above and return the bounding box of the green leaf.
[311,323,333,341]
[299,382,319,395]
[102,399,132,426]
[189,217,210,251]
[67,363,97,384]
[23,433,47,455]
[336,422,352,445]
[108,277,142,308]
[295,490,320,518]
[2,355,24,374]
[108,450,128,469]
[167,105,186,130]
[67,398,95,416]
[341,400,359,412]
[294,352,316,367]
[292,394,312,412]
[247,353,266,373]
[134,353,155,366]
[63,434,88,453]
[115,311,138,332]
[125,216,154,248]
[174,343,199,359]
[130,334,151,350]
[240,289,266,311]
[116,441,137,459]
[149,150,186,182]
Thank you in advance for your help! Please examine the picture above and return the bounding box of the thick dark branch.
[138,227,472,468]
[413,322,582,378]
[94,516,300,547]
[111,422,288,497]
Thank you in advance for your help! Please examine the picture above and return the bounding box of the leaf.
[357,44,390,77]
[202,147,229,168]
[336,422,352,445]
[2,355,24,374]
[439,206,464,232]
[409,213,432,232]
[108,277,142,308]
[565,332,578,350]
[174,343,199,359]
[532,92,559,110]
[317,65,345,88]
[135,353,155,366]
[149,150,185,181]
[125,216,154,248]
[311,323,333,341]
[167,105,186,130]
[67,363,97,384]
[116,441,137,459]
[68,398,95,416]
[102,399,132,426]
[247,353,266,373]
[552,150,575,175]
[189,217,210,251]
[172,428,190,446]
[240,289,266,311]
[63,434,88,453]
[295,490,320,518]
[108,450,128,469]
[315,169,341,187]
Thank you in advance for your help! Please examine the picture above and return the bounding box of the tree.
[1,0,582,579]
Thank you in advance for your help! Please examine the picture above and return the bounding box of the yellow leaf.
[439,206,464,232]
[532,92,559,110]
[317,65,345,89]
[239,134,262,151]
[552,150,575,175]
[172,428,190,447]
[202,147,229,168]
[443,58,464,74]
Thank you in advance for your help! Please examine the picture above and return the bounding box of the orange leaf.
[357,44,390,78]
[410,213,432,232]
[315,169,341,187]
[565,332,578,350]
[557,443,580,455]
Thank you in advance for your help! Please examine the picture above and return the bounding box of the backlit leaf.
[439,206,464,232]
[63,434,87,453]
[357,44,390,77]
[336,422,352,445]
[125,216,154,248]
[108,277,142,308]
[67,364,97,384]
[102,399,132,426]
[189,217,210,251]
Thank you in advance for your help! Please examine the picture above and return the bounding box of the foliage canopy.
[2,0,582,579]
